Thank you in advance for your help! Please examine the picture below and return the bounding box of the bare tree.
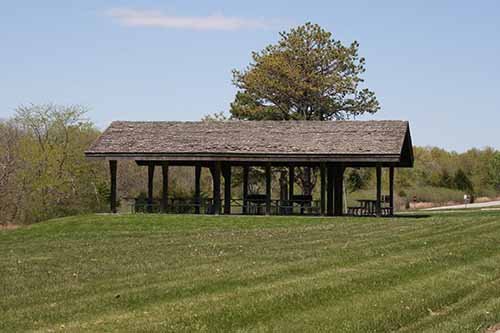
[0,120,22,224]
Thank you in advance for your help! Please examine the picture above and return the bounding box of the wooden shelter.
[85,120,413,216]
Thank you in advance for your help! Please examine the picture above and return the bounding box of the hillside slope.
[1,213,500,332]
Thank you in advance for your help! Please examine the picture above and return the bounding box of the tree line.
[345,146,500,204]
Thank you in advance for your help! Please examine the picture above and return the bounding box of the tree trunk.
[295,167,317,196]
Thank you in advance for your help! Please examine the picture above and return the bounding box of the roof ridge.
[109,119,409,124]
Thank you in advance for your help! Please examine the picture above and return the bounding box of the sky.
[1,0,499,152]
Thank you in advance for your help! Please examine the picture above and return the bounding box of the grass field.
[2,212,500,332]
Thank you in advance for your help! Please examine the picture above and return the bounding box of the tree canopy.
[230,22,380,121]
[489,152,500,191]
[0,104,108,224]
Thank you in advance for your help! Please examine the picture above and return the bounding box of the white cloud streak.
[107,8,270,31]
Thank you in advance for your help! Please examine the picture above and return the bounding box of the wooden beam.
[327,164,334,216]
[109,160,117,213]
[334,166,345,216]
[194,165,201,214]
[376,165,382,217]
[320,163,326,216]
[242,166,249,214]
[148,163,155,213]
[265,164,272,215]
[210,163,221,215]
[223,164,232,215]
[132,160,405,169]
[389,166,395,216]
[161,162,168,213]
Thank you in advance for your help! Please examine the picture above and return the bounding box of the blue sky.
[1,0,499,151]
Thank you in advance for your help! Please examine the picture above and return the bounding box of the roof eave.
[84,151,403,164]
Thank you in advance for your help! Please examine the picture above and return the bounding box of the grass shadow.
[392,214,431,219]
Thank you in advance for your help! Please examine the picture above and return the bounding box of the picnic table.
[357,199,377,215]
[348,198,392,216]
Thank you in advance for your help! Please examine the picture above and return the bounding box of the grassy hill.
[2,212,500,332]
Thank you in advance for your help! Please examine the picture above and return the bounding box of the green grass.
[2,212,500,332]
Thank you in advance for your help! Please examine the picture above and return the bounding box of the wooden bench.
[347,206,364,216]
[347,206,394,216]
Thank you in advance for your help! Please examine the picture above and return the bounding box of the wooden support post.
[148,163,155,213]
[211,162,221,215]
[320,163,326,216]
[161,162,169,213]
[194,165,201,214]
[327,164,334,216]
[265,164,272,215]
[376,165,382,217]
[288,166,294,213]
[109,160,117,213]
[223,164,232,215]
[334,166,345,216]
[279,171,288,215]
[389,166,395,216]
[242,166,249,214]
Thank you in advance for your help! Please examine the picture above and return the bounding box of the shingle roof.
[85,120,413,165]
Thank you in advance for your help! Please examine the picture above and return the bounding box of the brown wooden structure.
[85,120,414,217]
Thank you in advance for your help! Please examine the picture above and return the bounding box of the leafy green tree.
[439,169,453,188]
[231,22,380,120]
[346,168,371,192]
[13,104,107,222]
[453,169,474,193]
[488,152,500,191]
[229,23,379,195]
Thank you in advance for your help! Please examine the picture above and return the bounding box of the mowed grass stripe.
[2,214,496,308]
[2,215,496,308]
[253,260,500,332]
[41,237,500,332]
[4,213,497,308]
[161,244,500,332]
[399,276,500,332]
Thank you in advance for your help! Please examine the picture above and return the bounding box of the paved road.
[425,200,500,211]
